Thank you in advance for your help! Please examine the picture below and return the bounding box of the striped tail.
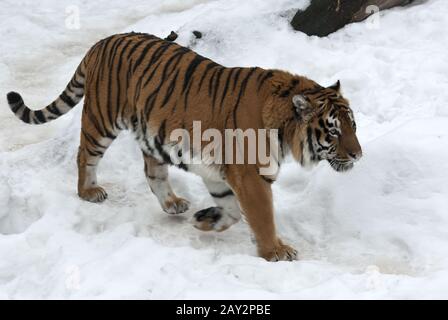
[6,63,86,125]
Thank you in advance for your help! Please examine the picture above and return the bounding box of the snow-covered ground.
[1,0,448,299]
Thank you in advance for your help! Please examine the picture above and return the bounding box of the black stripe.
[158,119,166,142]
[303,85,324,95]
[233,68,257,127]
[182,55,207,109]
[78,68,85,79]
[154,120,172,164]
[161,70,179,108]
[59,91,77,108]
[278,127,285,159]
[300,141,304,165]
[140,109,148,138]
[232,68,243,89]
[90,43,105,78]
[183,55,206,93]
[11,102,23,113]
[210,190,234,198]
[307,126,315,156]
[136,58,165,107]
[146,175,165,180]
[314,128,323,146]
[114,39,133,129]
[257,70,273,91]
[84,106,108,138]
[34,110,46,123]
[144,139,154,155]
[130,115,138,132]
[143,160,150,177]
[261,176,275,184]
[211,67,224,112]
[139,41,173,84]
[71,77,83,89]
[219,68,234,110]
[329,108,338,118]
[82,129,108,150]
[21,108,31,123]
[143,47,186,89]
[315,128,328,151]
[126,38,148,61]
[165,47,189,74]
[197,62,218,93]
[176,162,188,171]
[108,37,126,68]
[47,102,62,116]
[85,145,104,157]
[208,68,218,98]
[65,79,78,94]
[318,118,326,129]
[141,59,171,118]
[132,39,161,73]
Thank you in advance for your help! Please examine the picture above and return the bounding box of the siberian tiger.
[7,32,362,261]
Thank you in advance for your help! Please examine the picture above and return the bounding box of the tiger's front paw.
[163,196,190,214]
[78,186,108,203]
[259,238,298,262]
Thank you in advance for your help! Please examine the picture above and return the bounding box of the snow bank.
[0,0,448,299]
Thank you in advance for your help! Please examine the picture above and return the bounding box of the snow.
[1,0,448,299]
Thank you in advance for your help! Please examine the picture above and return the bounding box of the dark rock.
[192,31,203,39]
[291,0,416,37]
[164,31,178,42]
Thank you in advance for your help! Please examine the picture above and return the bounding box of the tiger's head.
[287,80,362,172]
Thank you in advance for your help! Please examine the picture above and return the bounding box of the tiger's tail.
[6,61,87,125]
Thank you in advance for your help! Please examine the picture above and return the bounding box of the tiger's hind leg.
[77,113,118,203]
[142,153,190,214]
[193,179,241,232]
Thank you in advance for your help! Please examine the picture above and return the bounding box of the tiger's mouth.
[328,159,354,172]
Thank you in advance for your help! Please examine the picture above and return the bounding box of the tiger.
[6,32,362,261]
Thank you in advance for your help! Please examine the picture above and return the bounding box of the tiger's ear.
[328,80,341,93]
[292,95,314,121]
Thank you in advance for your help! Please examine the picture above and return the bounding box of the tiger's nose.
[349,152,362,162]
